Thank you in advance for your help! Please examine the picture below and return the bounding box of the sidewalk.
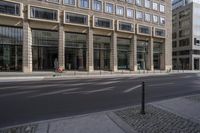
[0,70,199,82]
[1,94,200,133]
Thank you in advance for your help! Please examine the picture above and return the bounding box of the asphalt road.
[0,73,200,128]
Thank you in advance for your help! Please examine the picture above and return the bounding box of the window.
[172,41,177,48]
[160,17,165,25]
[46,0,59,3]
[136,0,142,6]
[155,28,165,37]
[105,3,114,14]
[94,17,113,29]
[136,11,143,20]
[138,25,151,35]
[65,12,88,25]
[126,8,134,18]
[79,0,89,8]
[145,0,151,8]
[145,13,151,22]
[92,0,102,11]
[153,2,158,11]
[64,0,75,5]
[153,15,158,23]
[116,5,124,16]
[118,21,134,32]
[0,1,20,16]
[179,29,190,37]
[126,0,134,4]
[179,38,190,47]
[30,6,58,21]
[160,4,165,13]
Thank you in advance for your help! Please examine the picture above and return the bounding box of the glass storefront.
[32,30,58,71]
[117,38,131,70]
[153,41,162,70]
[137,40,148,70]
[65,32,86,70]
[94,35,111,70]
[0,26,23,72]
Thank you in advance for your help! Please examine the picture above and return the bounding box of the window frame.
[64,11,90,27]
[0,0,23,18]
[136,24,152,36]
[117,20,135,33]
[116,4,125,16]
[78,0,90,9]
[104,2,114,14]
[92,16,114,30]
[135,10,143,20]
[126,8,134,18]
[46,0,60,4]
[63,0,76,7]
[153,27,166,38]
[92,0,103,12]
[28,5,59,23]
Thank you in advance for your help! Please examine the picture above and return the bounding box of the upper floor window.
[160,4,165,13]
[136,11,143,20]
[92,0,102,11]
[144,0,151,8]
[118,21,134,32]
[64,0,75,6]
[30,6,58,21]
[105,3,114,14]
[46,0,59,3]
[160,17,165,25]
[65,12,88,26]
[79,0,89,8]
[155,28,165,37]
[153,2,158,11]
[116,5,124,16]
[94,17,113,29]
[136,0,142,6]
[0,1,20,16]
[126,8,134,18]
[145,13,151,22]
[126,0,134,4]
[153,15,158,23]
[138,25,151,35]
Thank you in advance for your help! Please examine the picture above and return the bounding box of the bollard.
[141,81,145,115]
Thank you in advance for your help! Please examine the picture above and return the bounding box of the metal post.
[141,82,145,115]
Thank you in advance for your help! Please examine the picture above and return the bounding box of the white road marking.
[0,77,44,82]
[0,90,36,98]
[29,88,81,98]
[148,82,174,87]
[123,85,142,93]
[63,87,114,95]
[97,81,120,85]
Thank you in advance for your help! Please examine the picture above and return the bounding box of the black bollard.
[141,82,145,115]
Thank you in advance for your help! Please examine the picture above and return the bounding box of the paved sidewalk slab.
[153,96,200,123]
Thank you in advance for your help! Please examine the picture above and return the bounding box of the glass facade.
[0,26,23,71]
[153,42,162,70]
[30,6,58,21]
[32,30,58,71]
[65,33,87,70]
[137,40,148,70]
[0,1,20,16]
[117,38,131,70]
[94,36,111,70]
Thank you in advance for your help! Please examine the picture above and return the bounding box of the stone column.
[110,32,117,72]
[23,20,32,73]
[130,35,138,71]
[87,28,94,72]
[100,45,104,69]
[147,37,154,71]
[58,25,65,70]
[160,40,166,70]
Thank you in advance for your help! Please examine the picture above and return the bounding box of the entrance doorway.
[194,58,200,70]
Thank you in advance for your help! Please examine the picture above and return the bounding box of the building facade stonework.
[0,0,172,73]
[172,0,200,70]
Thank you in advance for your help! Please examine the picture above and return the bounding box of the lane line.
[123,85,142,93]
[0,90,37,98]
[29,88,81,98]
[96,81,120,85]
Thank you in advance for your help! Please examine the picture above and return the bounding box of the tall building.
[0,0,172,73]
[172,0,200,70]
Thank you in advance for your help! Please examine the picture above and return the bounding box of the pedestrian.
[54,58,58,72]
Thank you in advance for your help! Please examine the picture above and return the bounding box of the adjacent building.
[0,0,172,73]
[172,0,200,70]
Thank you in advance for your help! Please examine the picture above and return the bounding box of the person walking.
[54,58,58,72]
